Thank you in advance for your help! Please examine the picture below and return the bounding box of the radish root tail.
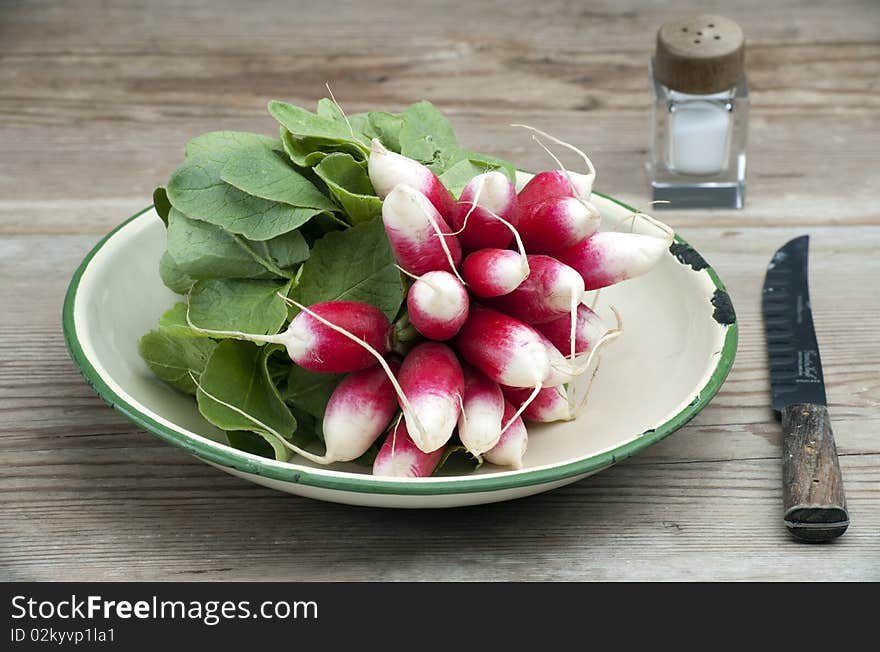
[324,83,359,145]
[501,382,542,435]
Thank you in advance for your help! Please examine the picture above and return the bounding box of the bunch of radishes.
[188,133,672,477]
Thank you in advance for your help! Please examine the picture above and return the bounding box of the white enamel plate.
[63,179,737,508]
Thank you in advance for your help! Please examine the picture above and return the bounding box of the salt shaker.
[648,15,749,209]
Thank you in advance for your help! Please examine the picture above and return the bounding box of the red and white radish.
[458,367,505,456]
[536,304,606,358]
[461,248,529,299]
[483,401,529,469]
[517,170,594,207]
[488,255,584,325]
[322,360,401,462]
[555,231,670,291]
[405,269,469,341]
[372,418,445,478]
[397,342,464,453]
[368,138,456,218]
[512,124,597,203]
[282,302,392,373]
[186,299,391,374]
[516,196,599,254]
[455,304,551,389]
[450,171,519,251]
[502,385,573,423]
[382,183,462,277]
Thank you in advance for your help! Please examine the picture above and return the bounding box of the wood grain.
[1,0,879,581]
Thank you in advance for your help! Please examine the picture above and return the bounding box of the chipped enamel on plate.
[63,173,737,508]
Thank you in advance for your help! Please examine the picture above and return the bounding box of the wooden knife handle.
[781,403,849,542]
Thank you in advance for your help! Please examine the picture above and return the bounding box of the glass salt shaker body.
[648,15,749,209]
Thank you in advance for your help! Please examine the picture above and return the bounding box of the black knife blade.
[761,235,848,542]
[762,235,827,410]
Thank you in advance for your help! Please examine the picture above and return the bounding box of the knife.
[762,235,849,542]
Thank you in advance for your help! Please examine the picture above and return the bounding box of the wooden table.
[2,0,878,581]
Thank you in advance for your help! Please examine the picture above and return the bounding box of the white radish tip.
[371,138,388,154]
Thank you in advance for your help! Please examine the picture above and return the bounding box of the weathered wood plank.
[1,454,877,581]
[2,0,878,581]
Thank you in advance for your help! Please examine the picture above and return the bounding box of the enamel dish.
[63,175,737,508]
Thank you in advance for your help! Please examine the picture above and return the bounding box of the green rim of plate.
[63,195,738,496]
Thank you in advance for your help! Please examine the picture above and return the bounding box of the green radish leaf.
[399,101,459,172]
[348,111,404,152]
[316,98,346,121]
[157,302,214,339]
[268,100,370,153]
[367,112,404,152]
[282,365,344,421]
[437,159,501,198]
[185,130,280,159]
[196,341,300,455]
[280,127,366,168]
[226,429,289,461]
[287,406,323,442]
[437,151,516,197]
[290,217,405,320]
[351,441,381,467]
[166,208,303,280]
[188,278,292,336]
[166,209,269,279]
[138,328,217,395]
[263,228,310,268]
[433,445,483,475]
[452,149,516,183]
[153,186,172,226]
[168,157,323,241]
[220,147,338,211]
[169,131,323,241]
[312,153,382,225]
[159,251,196,294]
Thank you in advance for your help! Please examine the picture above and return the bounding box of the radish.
[516,196,599,254]
[502,385,573,423]
[397,342,464,453]
[536,304,606,358]
[373,418,445,478]
[511,124,597,204]
[404,269,469,341]
[455,304,550,389]
[368,138,456,218]
[488,255,584,325]
[555,231,670,291]
[322,360,401,462]
[484,401,528,469]
[450,171,519,251]
[186,299,390,373]
[538,330,580,388]
[457,367,505,456]
[517,170,594,207]
[461,248,529,298]
[382,183,463,277]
